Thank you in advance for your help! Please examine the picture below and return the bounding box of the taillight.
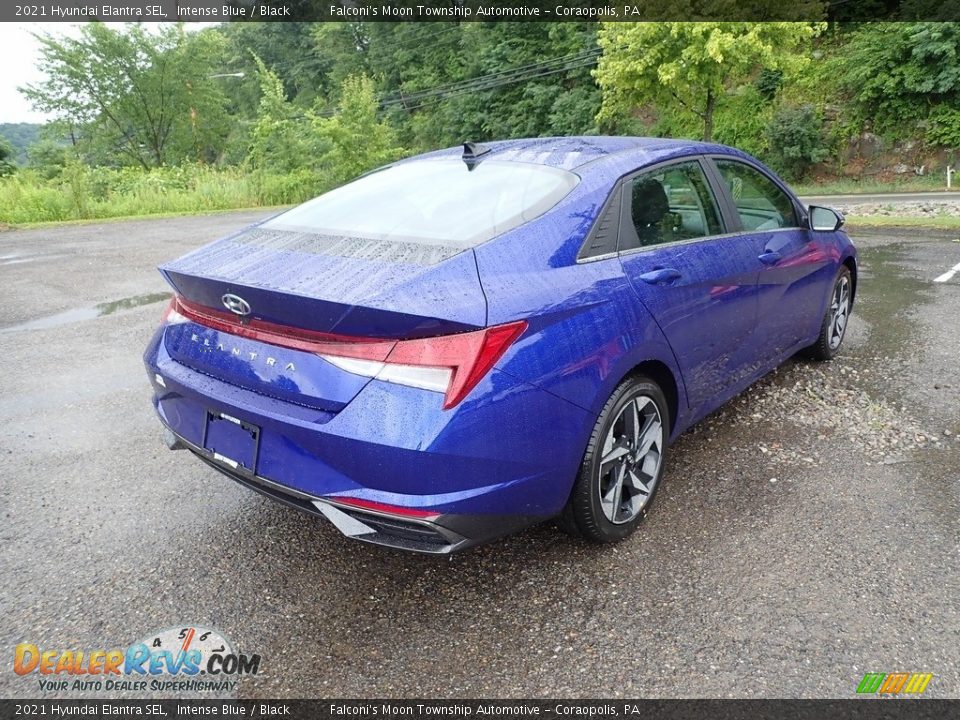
[320,320,527,409]
[161,298,188,325]
[167,295,526,409]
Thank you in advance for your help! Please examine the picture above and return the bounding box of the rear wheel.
[804,267,852,361]
[559,375,669,543]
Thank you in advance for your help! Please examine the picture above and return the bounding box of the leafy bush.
[713,86,773,158]
[0,137,16,177]
[924,104,960,148]
[832,23,960,140]
[764,105,829,180]
[26,138,71,180]
[754,68,784,102]
[313,75,403,187]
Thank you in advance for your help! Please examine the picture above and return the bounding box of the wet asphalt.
[0,213,957,699]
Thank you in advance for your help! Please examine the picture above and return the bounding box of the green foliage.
[312,75,403,187]
[22,23,231,168]
[763,105,829,180]
[595,22,822,140]
[247,64,400,190]
[247,55,321,174]
[222,22,329,112]
[0,123,42,164]
[308,22,601,150]
[0,164,311,225]
[754,69,784,101]
[26,138,71,180]
[924,104,960,148]
[833,22,960,138]
[0,137,16,177]
[713,86,773,158]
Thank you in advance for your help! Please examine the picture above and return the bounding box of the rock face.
[824,134,945,180]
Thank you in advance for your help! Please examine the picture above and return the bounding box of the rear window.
[263,158,579,247]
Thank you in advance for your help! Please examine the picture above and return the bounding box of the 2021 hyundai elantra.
[144,136,857,553]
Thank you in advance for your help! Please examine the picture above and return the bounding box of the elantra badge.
[221,293,251,316]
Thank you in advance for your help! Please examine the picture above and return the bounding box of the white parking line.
[934,262,960,283]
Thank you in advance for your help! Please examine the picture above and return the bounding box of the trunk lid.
[159,224,487,412]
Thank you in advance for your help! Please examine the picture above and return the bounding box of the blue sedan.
[144,137,857,553]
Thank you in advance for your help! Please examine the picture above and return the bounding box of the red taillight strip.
[173,296,396,361]
[326,496,441,520]
[169,295,527,410]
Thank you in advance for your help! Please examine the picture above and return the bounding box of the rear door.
[615,158,765,411]
[708,157,833,360]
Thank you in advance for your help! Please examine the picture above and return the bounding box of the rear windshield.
[263,158,579,247]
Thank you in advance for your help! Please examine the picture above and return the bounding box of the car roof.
[407,136,724,172]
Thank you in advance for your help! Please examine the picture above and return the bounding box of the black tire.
[559,375,669,543]
[803,266,853,361]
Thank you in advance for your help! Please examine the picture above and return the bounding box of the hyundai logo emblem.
[221,293,252,317]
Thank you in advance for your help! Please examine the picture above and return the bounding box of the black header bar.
[5,0,960,23]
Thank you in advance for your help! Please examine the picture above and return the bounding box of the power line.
[379,48,600,107]
[395,58,600,114]
[313,47,600,117]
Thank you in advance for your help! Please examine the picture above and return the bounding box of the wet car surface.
[1,213,957,698]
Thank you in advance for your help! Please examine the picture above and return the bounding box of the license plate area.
[202,411,260,473]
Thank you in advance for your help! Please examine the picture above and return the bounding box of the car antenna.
[462,141,491,170]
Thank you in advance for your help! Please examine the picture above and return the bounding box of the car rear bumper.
[167,426,542,553]
[144,327,592,553]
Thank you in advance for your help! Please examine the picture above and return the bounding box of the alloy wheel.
[828,276,851,350]
[598,395,664,524]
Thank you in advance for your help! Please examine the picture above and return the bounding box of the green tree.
[26,137,71,179]
[0,123,42,163]
[595,22,821,141]
[833,22,960,137]
[0,137,16,176]
[314,75,403,187]
[438,23,600,143]
[22,23,231,168]
[247,55,320,174]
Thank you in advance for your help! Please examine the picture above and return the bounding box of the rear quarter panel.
[474,169,691,441]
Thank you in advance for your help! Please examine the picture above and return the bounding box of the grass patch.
[794,175,949,196]
[11,205,291,230]
[0,165,322,225]
[845,214,960,229]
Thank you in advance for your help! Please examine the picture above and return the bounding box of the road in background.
[800,190,960,206]
[0,213,958,698]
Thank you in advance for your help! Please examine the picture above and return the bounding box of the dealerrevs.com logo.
[14,625,261,693]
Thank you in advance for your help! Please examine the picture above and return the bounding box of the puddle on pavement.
[854,243,932,357]
[0,251,71,267]
[0,292,171,334]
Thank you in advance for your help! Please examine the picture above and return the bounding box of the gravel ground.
[0,215,957,699]
[836,201,960,218]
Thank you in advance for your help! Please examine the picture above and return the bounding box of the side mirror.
[808,205,845,232]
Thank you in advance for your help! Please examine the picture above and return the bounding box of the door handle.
[758,250,782,265]
[638,268,682,285]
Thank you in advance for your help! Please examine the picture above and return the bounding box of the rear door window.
[714,159,798,231]
[619,160,723,251]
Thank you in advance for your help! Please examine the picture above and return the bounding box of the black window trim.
[702,154,808,233]
[575,182,623,262]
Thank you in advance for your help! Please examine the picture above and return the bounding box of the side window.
[714,159,798,231]
[620,161,722,252]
